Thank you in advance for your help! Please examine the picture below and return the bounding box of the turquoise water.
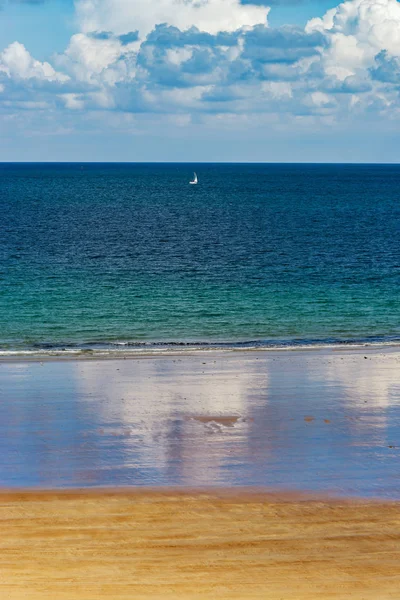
[1,163,400,351]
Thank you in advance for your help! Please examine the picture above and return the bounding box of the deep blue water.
[1,163,400,351]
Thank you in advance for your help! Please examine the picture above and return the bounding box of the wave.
[2,334,400,357]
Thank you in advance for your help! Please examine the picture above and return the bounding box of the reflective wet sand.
[1,347,400,496]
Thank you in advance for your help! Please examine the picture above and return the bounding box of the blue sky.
[1,0,400,162]
[0,1,338,59]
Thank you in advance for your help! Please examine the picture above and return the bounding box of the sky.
[1,0,400,162]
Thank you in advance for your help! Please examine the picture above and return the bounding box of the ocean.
[1,162,400,353]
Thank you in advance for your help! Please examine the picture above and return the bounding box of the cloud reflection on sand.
[318,352,400,446]
[75,355,264,485]
[1,349,400,495]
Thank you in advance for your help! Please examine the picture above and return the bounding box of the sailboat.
[189,172,198,185]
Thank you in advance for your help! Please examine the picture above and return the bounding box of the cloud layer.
[76,0,270,38]
[2,0,400,132]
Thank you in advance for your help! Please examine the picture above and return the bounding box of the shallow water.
[1,349,400,497]
[2,163,400,350]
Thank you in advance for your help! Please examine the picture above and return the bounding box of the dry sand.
[1,489,400,599]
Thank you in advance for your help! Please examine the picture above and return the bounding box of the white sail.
[190,172,198,185]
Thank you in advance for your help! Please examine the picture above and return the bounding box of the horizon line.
[1,161,400,166]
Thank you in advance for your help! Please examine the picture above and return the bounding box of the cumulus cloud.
[306,0,400,78]
[0,42,68,81]
[370,50,400,83]
[76,0,270,38]
[57,33,130,84]
[2,0,400,129]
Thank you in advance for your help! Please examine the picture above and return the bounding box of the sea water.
[1,163,400,352]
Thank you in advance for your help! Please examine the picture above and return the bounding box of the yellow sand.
[1,489,400,599]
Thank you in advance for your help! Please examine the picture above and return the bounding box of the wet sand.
[1,347,400,494]
[1,350,400,598]
[1,489,400,599]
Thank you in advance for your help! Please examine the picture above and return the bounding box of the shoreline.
[2,488,400,599]
[2,341,400,362]
[0,485,385,502]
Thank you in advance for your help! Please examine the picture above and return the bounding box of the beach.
[1,347,400,598]
[1,347,400,494]
[2,64,400,600]
[2,489,400,599]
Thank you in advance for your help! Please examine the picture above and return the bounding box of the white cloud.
[60,93,85,109]
[56,33,136,85]
[307,0,400,79]
[166,48,193,66]
[261,81,293,99]
[65,34,122,75]
[311,91,333,106]
[75,0,270,38]
[0,42,68,82]
[3,0,400,129]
